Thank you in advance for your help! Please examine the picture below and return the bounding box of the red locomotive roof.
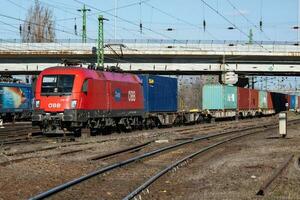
[40,66,141,83]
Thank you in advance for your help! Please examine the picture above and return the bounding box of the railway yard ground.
[0,113,300,200]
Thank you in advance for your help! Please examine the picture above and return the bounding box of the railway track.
[1,117,275,167]
[29,117,296,200]
[0,125,41,146]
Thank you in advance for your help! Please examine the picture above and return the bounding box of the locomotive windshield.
[41,75,75,96]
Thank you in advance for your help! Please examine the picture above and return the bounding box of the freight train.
[0,82,33,121]
[32,66,294,136]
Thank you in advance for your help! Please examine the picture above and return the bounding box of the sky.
[0,0,299,41]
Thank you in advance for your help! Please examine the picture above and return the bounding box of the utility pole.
[97,15,108,69]
[77,4,91,43]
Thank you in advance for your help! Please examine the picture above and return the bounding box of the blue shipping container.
[138,75,177,112]
[290,95,296,110]
[202,84,237,110]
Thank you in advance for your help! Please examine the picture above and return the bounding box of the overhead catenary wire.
[25,0,117,39]
[225,0,272,41]
[5,0,27,10]
[3,0,89,40]
[87,0,152,18]
[202,0,206,32]
[139,0,142,34]
[200,0,271,52]
[260,0,263,31]
[0,13,86,40]
[7,0,152,41]
[40,0,155,39]
[0,13,87,51]
[73,0,178,40]
[0,4,137,65]
[143,2,218,40]
[37,0,137,39]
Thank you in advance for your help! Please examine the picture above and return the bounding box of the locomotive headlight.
[71,100,77,109]
[35,100,40,108]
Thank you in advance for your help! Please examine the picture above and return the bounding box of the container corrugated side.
[138,74,178,112]
[259,91,268,109]
[290,95,296,109]
[202,84,237,110]
[267,92,273,109]
[249,89,259,109]
[237,87,249,110]
[202,84,223,110]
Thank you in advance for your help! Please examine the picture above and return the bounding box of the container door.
[224,85,237,109]
[148,75,177,112]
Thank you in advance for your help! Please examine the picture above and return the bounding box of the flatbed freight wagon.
[139,74,203,126]
[202,84,237,118]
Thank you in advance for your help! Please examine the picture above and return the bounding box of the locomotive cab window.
[41,75,75,96]
[82,79,89,93]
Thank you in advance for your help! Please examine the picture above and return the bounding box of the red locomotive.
[32,67,144,136]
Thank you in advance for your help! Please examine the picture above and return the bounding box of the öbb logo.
[48,103,61,108]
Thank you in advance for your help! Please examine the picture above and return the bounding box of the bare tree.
[22,0,55,42]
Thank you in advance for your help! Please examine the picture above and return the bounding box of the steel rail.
[29,122,274,200]
[123,119,300,200]
[256,154,294,196]
[87,140,154,161]
[123,130,261,200]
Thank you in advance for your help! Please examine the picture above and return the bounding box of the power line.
[73,0,176,40]
[5,0,27,10]
[200,0,270,52]
[0,13,85,39]
[35,0,129,39]
[34,0,150,39]
[225,0,272,41]
[5,0,89,40]
[144,2,218,40]
[88,0,152,17]
[0,19,19,30]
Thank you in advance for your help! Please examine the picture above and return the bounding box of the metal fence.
[0,38,300,45]
[0,39,299,53]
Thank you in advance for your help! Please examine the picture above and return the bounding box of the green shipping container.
[259,91,268,109]
[202,84,237,110]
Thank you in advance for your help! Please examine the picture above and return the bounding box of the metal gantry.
[77,4,91,43]
[97,15,108,69]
